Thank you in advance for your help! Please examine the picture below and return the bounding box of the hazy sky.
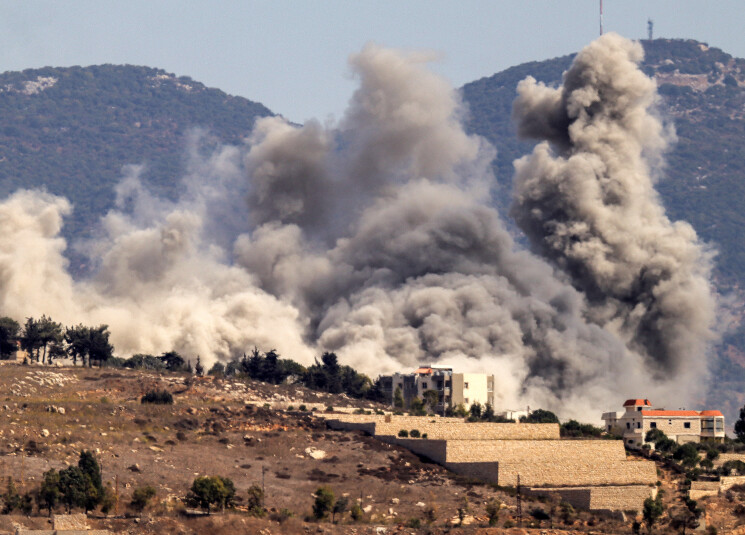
[2,1,744,123]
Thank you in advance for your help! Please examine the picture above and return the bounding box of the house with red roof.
[602,399,725,449]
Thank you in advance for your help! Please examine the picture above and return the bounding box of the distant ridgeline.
[0,64,273,269]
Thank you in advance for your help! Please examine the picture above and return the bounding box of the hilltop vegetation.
[0,64,272,271]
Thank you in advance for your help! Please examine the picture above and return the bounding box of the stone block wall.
[373,422,559,440]
[495,460,657,487]
[714,453,745,467]
[443,439,627,463]
[720,475,745,491]
[380,437,448,463]
[527,485,654,512]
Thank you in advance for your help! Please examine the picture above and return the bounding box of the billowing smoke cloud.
[0,37,717,419]
[511,33,717,387]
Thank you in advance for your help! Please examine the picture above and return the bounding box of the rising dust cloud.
[0,35,717,419]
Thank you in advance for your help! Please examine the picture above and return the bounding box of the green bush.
[405,518,421,528]
[409,429,421,438]
[398,429,409,438]
[130,485,156,512]
[140,389,173,405]
[312,486,334,520]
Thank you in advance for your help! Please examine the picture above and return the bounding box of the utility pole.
[516,474,522,528]
[599,0,604,35]
[115,474,119,516]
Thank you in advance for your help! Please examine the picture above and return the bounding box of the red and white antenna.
[599,0,604,35]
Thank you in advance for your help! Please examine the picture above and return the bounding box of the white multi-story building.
[602,399,725,449]
[379,366,496,412]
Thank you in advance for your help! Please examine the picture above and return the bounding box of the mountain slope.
[0,64,273,266]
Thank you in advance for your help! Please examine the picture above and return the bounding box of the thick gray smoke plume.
[511,33,717,386]
[0,38,717,419]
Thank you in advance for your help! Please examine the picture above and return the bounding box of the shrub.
[130,485,156,512]
[299,404,307,412]
[422,433,428,439]
[530,507,550,521]
[398,429,409,438]
[287,405,294,411]
[270,508,293,523]
[140,389,173,405]
[325,405,333,412]
[312,486,334,520]
[332,496,348,523]
[486,499,500,526]
[405,518,421,528]
[246,484,265,517]
[503,520,515,529]
[350,503,364,522]
[409,429,421,438]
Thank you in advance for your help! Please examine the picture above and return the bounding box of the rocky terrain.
[0,363,737,533]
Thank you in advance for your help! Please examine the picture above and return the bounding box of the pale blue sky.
[1,1,743,123]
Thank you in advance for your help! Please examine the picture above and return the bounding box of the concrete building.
[379,366,496,411]
[602,399,725,448]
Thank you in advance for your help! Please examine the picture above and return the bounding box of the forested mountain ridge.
[0,64,273,258]
[461,39,745,419]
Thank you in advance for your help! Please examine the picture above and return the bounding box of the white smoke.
[0,37,718,420]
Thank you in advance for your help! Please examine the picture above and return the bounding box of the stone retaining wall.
[527,486,655,512]
[496,460,657,488]
[715,453,745,467]
[720,475,745,491]
[443,439,627,463]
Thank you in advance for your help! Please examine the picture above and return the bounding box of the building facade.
[379,366,496,412]
[602,399,725,448]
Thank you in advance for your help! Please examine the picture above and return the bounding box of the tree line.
[0,316,113,367]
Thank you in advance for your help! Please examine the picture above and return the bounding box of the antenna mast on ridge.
[599,0,604,35]
[648,19,654,40]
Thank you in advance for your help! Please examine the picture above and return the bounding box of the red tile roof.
[623,399,652,407]
[699,410,724,417]
[641,410,701,417]
[414,367,433,375]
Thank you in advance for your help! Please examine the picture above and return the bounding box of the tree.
[160,351,185,371]
[469,402,483,421]
[58,466,89,513]
[422,390,439,413]
[332,496,348,524]
[37,315,63,365]
[409,397,426,416]
[208,362,225,376]
[87,325,113,367]
[735,404,745,442]
[65,324,113,367]
[643,494,664,534]
[130,486,156,512]
[194,356,204,377]
[0,317,20,359]
[246,484,265,517]
[673,443,700,468]
[313,486,334,520]
[482,403,495,421]
[393,387,404,409]
[38,469,62,516]
[20,317,43,362]
[186,476,235,513]
[521,409,559,424]
[78,450,103,498]
[1,477,20,513]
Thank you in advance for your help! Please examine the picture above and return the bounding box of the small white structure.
[602,399,725,449]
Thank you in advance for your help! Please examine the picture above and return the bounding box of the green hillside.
[462,39,745,417]
[0,64,273,269]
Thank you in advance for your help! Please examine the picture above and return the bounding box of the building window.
[637,422,641,429]
[650,422,657,428]
[626,422,630,429]
[608,425,612,432]
[464,382,469,389]
[684,422,691,429]
[465,398,469,404]
[422,383,428,390]
[637,407,642,411]
[668,420,672,425]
